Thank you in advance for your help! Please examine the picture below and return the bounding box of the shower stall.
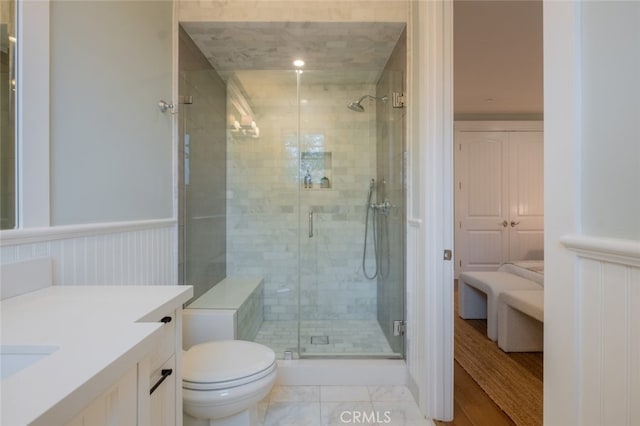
[179,23,406,359]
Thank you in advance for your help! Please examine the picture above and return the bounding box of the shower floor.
[254,320,398,359]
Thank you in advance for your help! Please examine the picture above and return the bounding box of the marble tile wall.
[181,22,406,74]
[226,74,379,321]
[179,1,409,24]
[237,281,264,341]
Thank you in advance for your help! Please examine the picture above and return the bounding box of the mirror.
[0,0,16,229]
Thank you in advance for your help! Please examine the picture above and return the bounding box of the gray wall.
[581,2,640,239]
[179,26,227,302]
[50,1,173,225]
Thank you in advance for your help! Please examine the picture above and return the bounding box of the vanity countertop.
[0,285,192,425]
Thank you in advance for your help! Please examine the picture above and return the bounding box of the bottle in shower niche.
[304,169,312,189]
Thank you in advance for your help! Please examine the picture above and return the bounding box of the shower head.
[347,95,388,112]
[347,100,365,112]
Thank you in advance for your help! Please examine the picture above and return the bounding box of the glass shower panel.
[375,69,406,356]
[0,0,16,229]
[179,68,227,303]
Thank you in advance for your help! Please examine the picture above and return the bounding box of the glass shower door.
[297,69,404,358]
[225,70,302,358]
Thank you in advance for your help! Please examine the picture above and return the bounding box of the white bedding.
[498,260,544,286]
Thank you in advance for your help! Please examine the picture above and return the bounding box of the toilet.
[182,340,277,426]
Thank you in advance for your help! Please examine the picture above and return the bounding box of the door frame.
[406,0,454,420]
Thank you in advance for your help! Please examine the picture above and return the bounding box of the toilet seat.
[183,340,276,391]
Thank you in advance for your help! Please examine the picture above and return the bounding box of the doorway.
[446,1,544,424]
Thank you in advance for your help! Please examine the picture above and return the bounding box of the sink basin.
[1,345,59,380]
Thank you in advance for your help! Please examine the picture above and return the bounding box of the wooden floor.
[435,361,515,426]
[435,289,543,425]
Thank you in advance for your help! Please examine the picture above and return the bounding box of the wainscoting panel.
[0,220,177,286]
[564,235,640,425]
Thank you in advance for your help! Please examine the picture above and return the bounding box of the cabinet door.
[150,356,177,426]
[455,131,510,275]
[508,131,544,260]
[65,366,137,426]
[139,311,180,426]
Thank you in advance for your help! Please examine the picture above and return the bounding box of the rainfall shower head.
[347,95,388,112]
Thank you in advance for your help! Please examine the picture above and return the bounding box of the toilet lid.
[183,340,276,385]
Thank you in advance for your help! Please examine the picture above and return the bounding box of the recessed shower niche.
[301,150,332,189]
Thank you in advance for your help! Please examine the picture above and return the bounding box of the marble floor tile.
[259,385,434,426]
[270,385,321,402]
[368,385,415,401]
[263,402,322,426]
[321,386,371,402]
[321,401,378,426]
[254,319,397,359]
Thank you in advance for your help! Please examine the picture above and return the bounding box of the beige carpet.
[454,313,543,426]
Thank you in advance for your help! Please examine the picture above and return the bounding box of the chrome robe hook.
[158,100,175,113]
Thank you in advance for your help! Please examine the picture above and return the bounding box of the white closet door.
[455,131,510,274]
[508,131,544,260]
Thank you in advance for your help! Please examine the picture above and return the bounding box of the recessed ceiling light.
[293,59,305,67]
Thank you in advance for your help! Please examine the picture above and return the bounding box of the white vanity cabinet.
[138,309,182,426]
[65,307,185,426]
[1,286,192,426]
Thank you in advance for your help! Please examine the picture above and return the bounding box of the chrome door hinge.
[392,92,405,108]
[393,320,406,336]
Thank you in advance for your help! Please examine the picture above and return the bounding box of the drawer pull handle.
[150,369,173,395]
[160,316,172,324]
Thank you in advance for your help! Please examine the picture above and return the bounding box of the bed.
[497,260,544,286]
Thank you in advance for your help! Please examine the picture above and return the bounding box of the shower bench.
[182,277,264,349]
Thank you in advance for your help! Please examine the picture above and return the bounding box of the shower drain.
[310,335,329,345]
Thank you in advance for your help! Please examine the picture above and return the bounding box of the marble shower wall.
[226,72,379,321]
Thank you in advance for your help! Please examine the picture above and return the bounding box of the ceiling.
[181,1,543,117]
[181,21,406,110]
[181,22,405,74]
[454,0,543,117]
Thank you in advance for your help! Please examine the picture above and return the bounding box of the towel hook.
[158,100,175,113]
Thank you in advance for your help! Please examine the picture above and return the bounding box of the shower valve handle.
[372,200,393,215]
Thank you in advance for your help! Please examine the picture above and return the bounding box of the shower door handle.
[308,209,314,238]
